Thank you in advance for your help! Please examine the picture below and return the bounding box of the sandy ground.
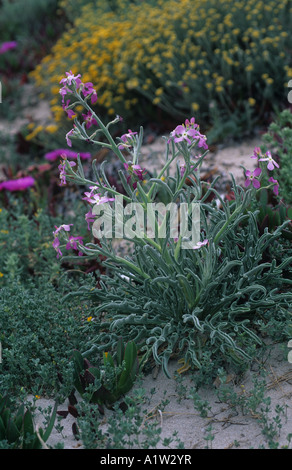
[31,343,292,450]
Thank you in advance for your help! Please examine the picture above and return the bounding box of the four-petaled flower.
[60,70,82,88]
[268,177,279,195]
[245,167,262,189]
[82,82,98,104]
[193,239,209,250]
[82,186,115,205]
[259,151,279,171]
[82,110,98,129]
[52,224,73,258]
[66,236,84,256]
[169,117,208,149]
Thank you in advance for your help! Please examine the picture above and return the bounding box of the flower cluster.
[124,163,147,190]
[245,147,280,194]
[52,223,84,258]
[168,117,208,150]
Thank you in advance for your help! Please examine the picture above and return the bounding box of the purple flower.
[251,147,262,159]
[58,158,76,186]
[245,167,262,189]
[268,177,279,195]
[62,99,76,119]
[82,186,115,205]
[52,224,73,258]
[259,151,279,171]
[0,41,17,54]
[66,235,84,256]
[0,176,35,192]
[124,163,147,189]
[82,82,98,104]
[193,239,209,250]
[118,129,138,150]
[85,209,95,230]
[82,111,98,129]
[52,237,62,259]
[44,149,91,161]
[60,71,82,88]
[66,128,75,147]
[168,117,208,149]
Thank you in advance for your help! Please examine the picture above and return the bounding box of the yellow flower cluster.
[30,0,292,132]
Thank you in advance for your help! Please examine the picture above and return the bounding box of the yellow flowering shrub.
[30,0,292,140]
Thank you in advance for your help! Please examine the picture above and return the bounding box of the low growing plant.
[53,72,292,378]
[0,393,57,449]
[70,337,139,409]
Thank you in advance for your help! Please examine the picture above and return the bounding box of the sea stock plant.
[53,72,292,378]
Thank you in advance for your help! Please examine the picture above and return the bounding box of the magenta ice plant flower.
[259,151,279,171]
[0,176,35,192]
[245,167,262,189]
[45,149,91,161]
[268,176,279,195]
[0,41,18,54]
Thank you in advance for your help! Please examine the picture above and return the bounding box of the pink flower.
[52,224,73,258]
[60,71,82,88]
[58,158,76,186]
[62,99,76,119]
[82,186,115,205]
[124,163,147,189]
[82,111,98,129]
[268,177,279,195]
[0,41,17,54]
[66,235,84,256]
[85,209,95,230]
[245,167,262,189]
[118,129,138,149]
[259,151,279,171]
[0,176,35,192]
[251,147,262,159]
[82,82,98,104]
[66,128,75,147]
[193,239,209,250]
[44,149,91,161]
[168,117,208,149]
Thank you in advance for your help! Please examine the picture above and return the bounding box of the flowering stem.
[76,92,128,165]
